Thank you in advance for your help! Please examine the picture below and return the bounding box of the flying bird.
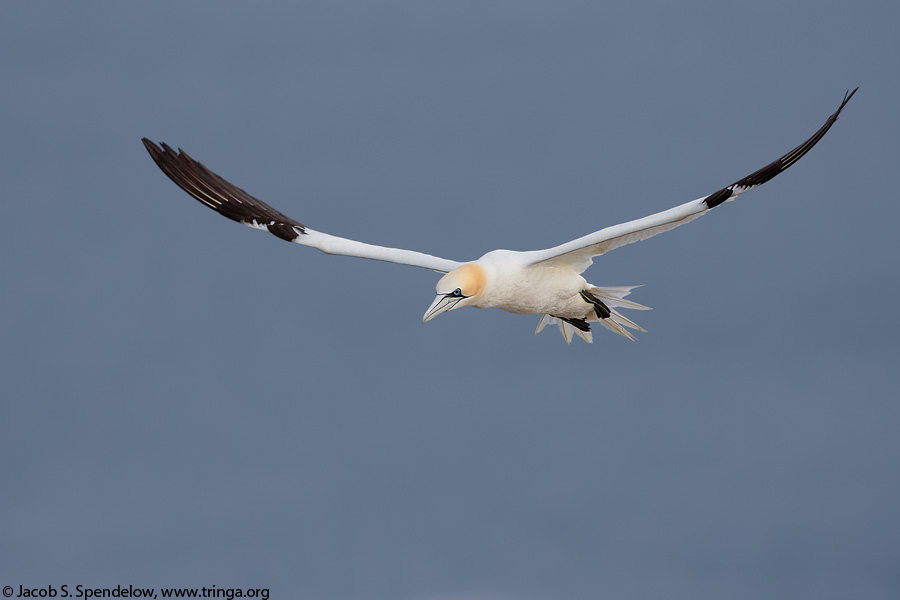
[143,88,856,343]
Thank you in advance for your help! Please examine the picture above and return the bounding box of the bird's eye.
[452,288,462,297]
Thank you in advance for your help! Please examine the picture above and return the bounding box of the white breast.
[473,251,587,316]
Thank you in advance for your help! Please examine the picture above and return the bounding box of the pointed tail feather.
[534,285,650,343]
[534,315,594,344]
[589,285,651,311]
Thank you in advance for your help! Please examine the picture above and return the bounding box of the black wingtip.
[842,87,859,110]
[141,137,307,240]
[141,138,175,167]
[141,137,160,157]
[702,88,857,209]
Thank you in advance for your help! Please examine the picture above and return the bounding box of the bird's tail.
[535,285,651,344]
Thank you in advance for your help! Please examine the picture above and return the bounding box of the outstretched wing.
[142,139,463,273]
[526,88,857,274]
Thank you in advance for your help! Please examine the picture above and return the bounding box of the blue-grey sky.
[2,2,899,599]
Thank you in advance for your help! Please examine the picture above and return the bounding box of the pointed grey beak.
[422,294,463,323]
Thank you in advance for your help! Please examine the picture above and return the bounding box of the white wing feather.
[298,228,462,272]
[526,197,709,273]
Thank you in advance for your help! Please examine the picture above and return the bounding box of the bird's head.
[422,263,486,323]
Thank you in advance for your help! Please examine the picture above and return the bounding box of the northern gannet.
[143,88,856,343]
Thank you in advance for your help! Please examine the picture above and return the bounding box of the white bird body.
[420,251,648,343]
[143,89,856,344]
[457,252,584,315]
